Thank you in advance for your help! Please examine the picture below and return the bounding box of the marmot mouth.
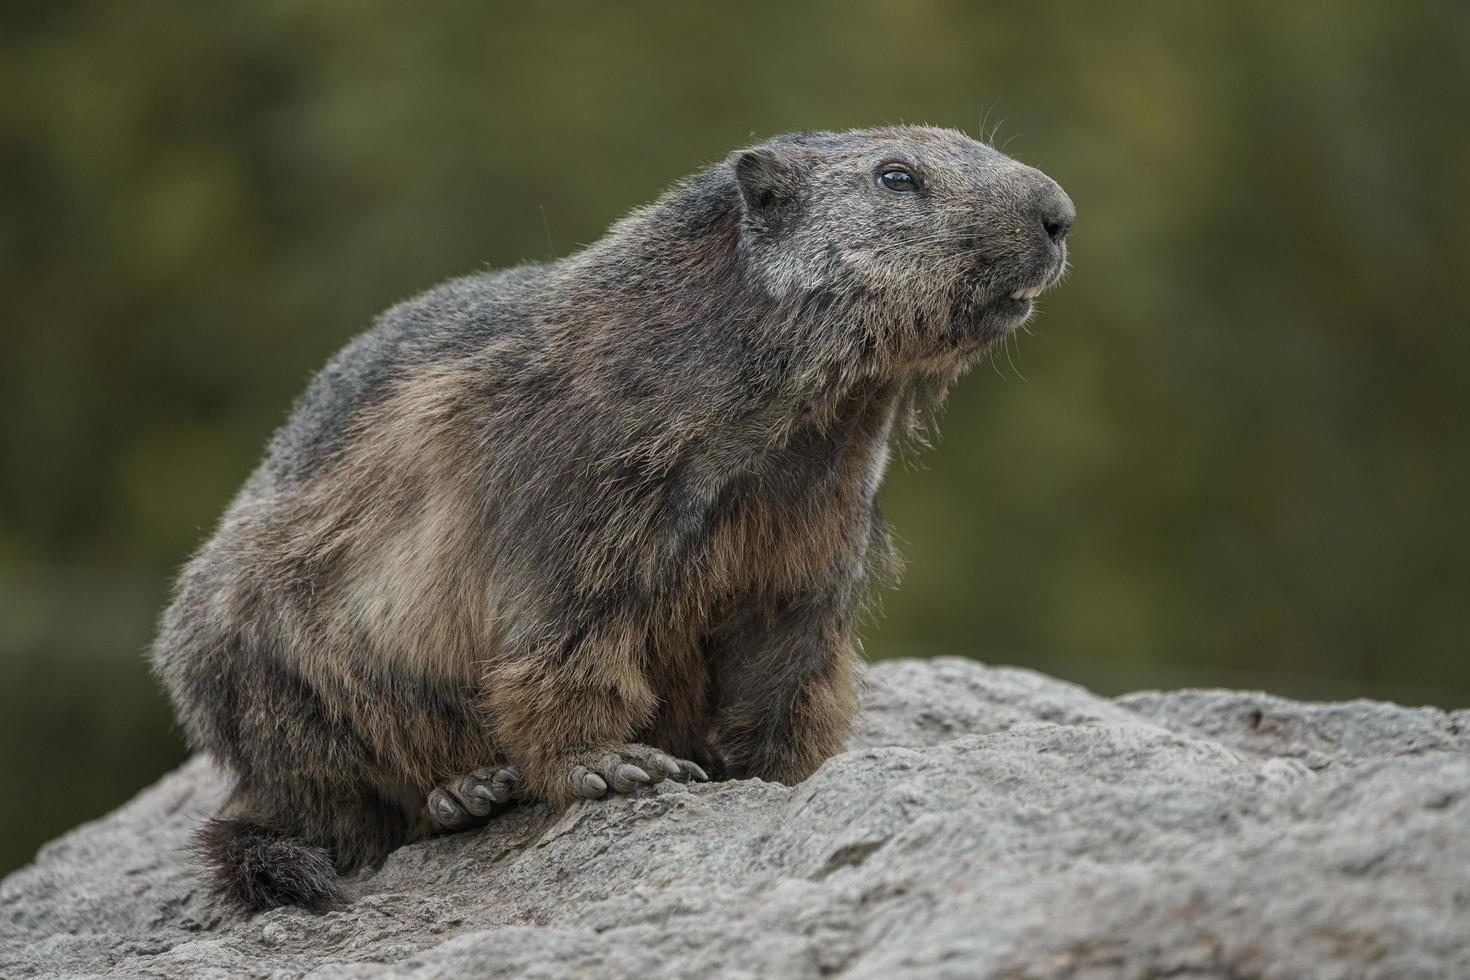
[949,268,1061,342]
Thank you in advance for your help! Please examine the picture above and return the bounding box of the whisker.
[987,346,1007,380]
[988,115,1008,147]
[1005,330,1029,382]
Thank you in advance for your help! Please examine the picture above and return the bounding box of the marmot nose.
[1038,187,1075,243]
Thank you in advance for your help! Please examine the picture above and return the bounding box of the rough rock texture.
[3,657,1467,979]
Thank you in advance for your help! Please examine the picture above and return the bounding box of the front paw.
[562,743,709,801]
[427,765,520,831]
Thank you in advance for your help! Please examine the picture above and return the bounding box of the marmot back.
[152,125,1074,912]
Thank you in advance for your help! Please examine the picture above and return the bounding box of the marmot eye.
[879,168,920,193]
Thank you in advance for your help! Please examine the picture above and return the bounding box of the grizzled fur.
[152,126,1073,912]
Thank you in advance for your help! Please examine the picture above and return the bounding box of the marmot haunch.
[152,126,1074,912]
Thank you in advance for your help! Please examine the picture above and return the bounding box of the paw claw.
[678,760,710,782]
[489,766,519,804]
[429,787,472,829]
[466,783,497,803]
[572,766,608,799]
[611,764,652,793]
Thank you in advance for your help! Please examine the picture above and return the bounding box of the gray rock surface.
[3,657,1466,979]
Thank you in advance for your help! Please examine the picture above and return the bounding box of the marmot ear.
[734,148,803,235]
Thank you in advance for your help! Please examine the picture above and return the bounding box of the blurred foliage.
[2,0,1468,876]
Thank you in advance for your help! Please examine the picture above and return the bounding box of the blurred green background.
[2,0,1467,876]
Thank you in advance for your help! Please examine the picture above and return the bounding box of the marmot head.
[730,126,1073,365]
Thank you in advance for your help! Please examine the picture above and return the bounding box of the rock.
[2,656,1466,979]
[1117,687,1470,770]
